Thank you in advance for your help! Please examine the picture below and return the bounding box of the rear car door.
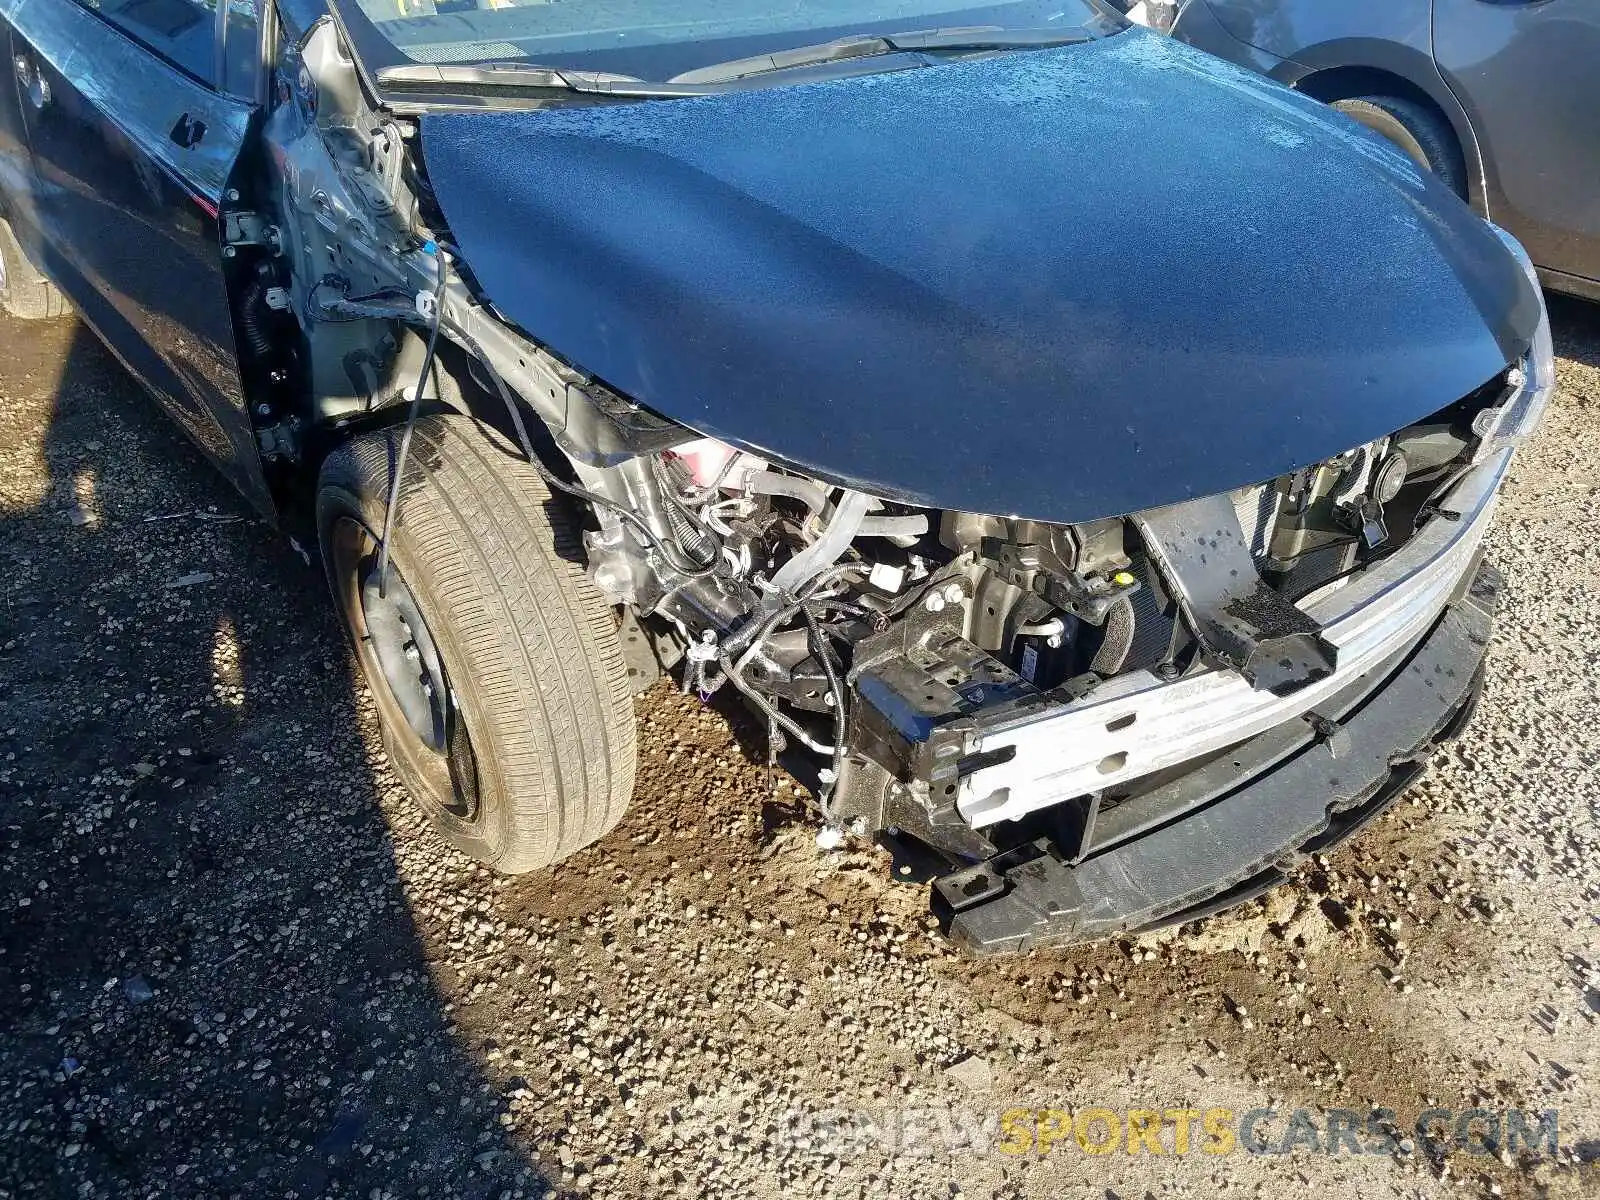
[1433,0,1600,289]
[8,0,274,514]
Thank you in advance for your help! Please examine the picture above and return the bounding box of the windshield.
[349,0,1123,81]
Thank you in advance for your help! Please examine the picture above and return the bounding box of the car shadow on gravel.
[1549,293,1600,366]
[0,319,551,1198]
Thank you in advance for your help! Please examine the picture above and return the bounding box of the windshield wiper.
[376,25,1095,98]
[376,61,683,96]
[668,26,1096,85]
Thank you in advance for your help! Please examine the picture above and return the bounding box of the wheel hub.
[329,514,482,825]
[361,566,451,754]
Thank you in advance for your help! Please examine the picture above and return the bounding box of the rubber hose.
[239,273,273,360]
[855,514,929,540]
[768,490,873,600]
[744,470,827,517]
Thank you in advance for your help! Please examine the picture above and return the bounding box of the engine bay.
[575,380,1504,866]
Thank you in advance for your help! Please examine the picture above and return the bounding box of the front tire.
[0,216,69,321]
[316,414,637,872]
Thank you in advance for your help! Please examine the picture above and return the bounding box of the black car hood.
[421,30,1540,522]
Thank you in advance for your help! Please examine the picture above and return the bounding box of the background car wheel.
[1330,96,1467,199]
[0,217,69,321]
[316,413,637,873]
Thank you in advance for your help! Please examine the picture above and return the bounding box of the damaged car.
[0,0,1553,952]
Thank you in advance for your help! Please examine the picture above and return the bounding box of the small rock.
[943,1054,993,1095]
[815,826,846,852]
[165,572,216,589]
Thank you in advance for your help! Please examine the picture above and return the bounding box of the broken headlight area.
[579,349,1543,894]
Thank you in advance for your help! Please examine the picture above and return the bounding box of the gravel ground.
[2,307,1598,1200]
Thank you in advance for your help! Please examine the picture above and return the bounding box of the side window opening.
[77,0,220,84]
[221,0,266,100]
[72,0,263,99]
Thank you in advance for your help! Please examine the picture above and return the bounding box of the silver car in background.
[1129,0,1600,301]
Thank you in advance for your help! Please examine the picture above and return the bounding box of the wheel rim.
[1335,103,1433,176]
[329,516,482,823]
[361,566,449,753]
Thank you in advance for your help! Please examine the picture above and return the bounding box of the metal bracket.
[1336,495,1390,549]
[255,418,300,463]
[979,535,1139,624]
[222,211,281,254]
[1136,493,1338,695]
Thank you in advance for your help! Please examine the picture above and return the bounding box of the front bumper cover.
[933,558,1500,954]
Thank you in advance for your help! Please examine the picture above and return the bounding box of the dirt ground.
[2,304,1598,1200]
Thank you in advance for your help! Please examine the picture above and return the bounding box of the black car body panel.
[1,0,274,516]
[422,31,1537,524]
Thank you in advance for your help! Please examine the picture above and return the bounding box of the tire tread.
[0,218,70,322]
[317,414,635,872]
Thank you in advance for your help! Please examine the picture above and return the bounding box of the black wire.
[375,255,451,598]
[706,563,865,756]
[682,451,742,505]
[1412,463,1474,535]
[307,277,416,323]
[650,453,724,563]
[1278,470,1473,603]
[802,603,848,812]
[716,657,834,758]
[402,297,855,780]
[442,318,721,579]
[718,561,866,663]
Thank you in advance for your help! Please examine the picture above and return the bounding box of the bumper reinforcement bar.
[932,560,1501,954]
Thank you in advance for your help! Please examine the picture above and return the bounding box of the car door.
[0,0,44,251]
[8,0,274,515]
[1433,0,1600,290]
